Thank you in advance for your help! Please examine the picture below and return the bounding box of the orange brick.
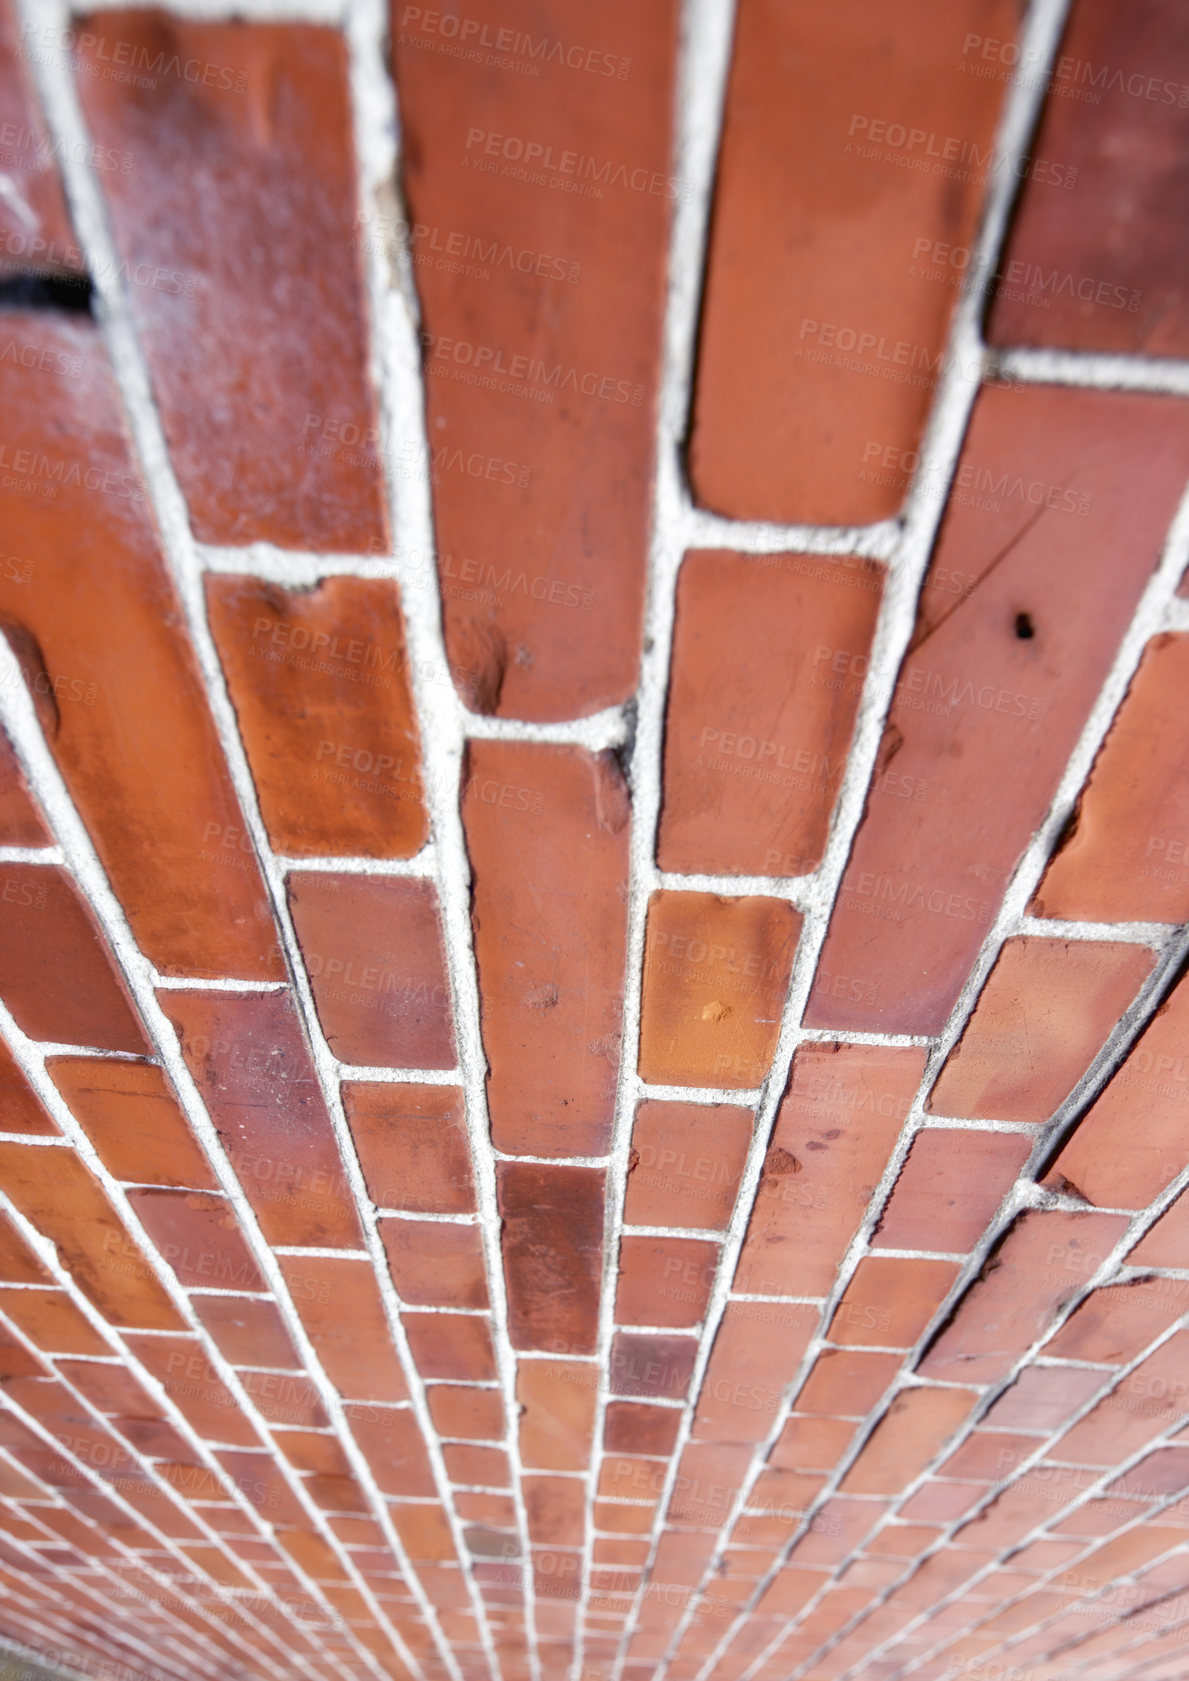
[47,1058,214,1188]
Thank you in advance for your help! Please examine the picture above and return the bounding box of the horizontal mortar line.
[653,868,815,900]
[334,1063,464,1084]
[15,1041,146,1061]
[269,1246,375,1259]
[797,1026,935,1048]
[728,1293,827,1306]
[635,1082,762,1106]
[0,1133,69,1147]
[462,705,630,750]
[620,1226,729,1242]
[1013,914,1177,944]
[992,345,1189,395]
[0,846,62,864]
[681,503,902,562]
[489,1150,613,1167]
[374,1208,480,1224]
[913,1114,1043,1132]
[276,850,438,877]
[149,973,288,992]
[611,1324,701,1338]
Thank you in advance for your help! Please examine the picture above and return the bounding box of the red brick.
[165,989,362,1248]
[694,1300,817,1443]
[980,1366,1107,1435]
[603,1402,681,1460]
[639,892,800,1088]
[189,1295,300,1372]
[1048,971,1189,1209]
[214,1452,307,1526]
[343,1082,474,1216]
[840,1388,977,1496]
[499,1163,603,1355]
[989,0,1189,355]
[0,1288,107,1356]
[670,1442,753,1527]
[616,1236,718,1330]
[389,1504,456,1564]
[928,939,1153,1123]
[796,1351,903,1421]
[1131,1192,1189,1270]
[126,1336,260,1448]
[788,1500,887,1568]
[0,1143,181,1330]
[623,1101,751,1232]
[517,1360,598,1472]
[524,1477,586,1548]
[125,1190,263,1293]
[287,873,454,1069]
[921,1211,1130,1385]
[0,1039,56,1137]
[1047,1279,1186,1366]
[0,316,283,979]
[1054,1332,1189,1464]
[275,1255,407,1403]
[689,0,1016,525]
[807,385,1189,1034]
[442,1444,510,1490]
[207,576,427,858]
[829,1258,960,1350]
[0,867,146,1052]
[1036,638,1189,920]
[427,1387,504,1443]
[56,1361,159,1420]
[0,1212,50,1286]
[47,1059,214,1189]
[463,744,629,1155]
[78,15,384,550]
[403,1314,496,1383]
[873,1129,1031,1254]
[348,1409,435,1500]
[658,551,883,875]
[390,0,676,719]
[737,1043,925,1297]
[379,1220,488,1310]
[610,1333,699,1403]
[0,728,48,847]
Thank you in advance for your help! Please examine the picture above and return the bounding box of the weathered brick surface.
[0,11,1185,1681]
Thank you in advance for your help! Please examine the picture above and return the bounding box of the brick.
[207,576,427,858]
[980,1366,1108,1435]
[343,1082,475,1215]
[796,1350,903,1421]
[671,1442,753,1527]
[829,1258,960,1350]
[524,1477,585,1549]
[288,873,454,1069]
[275,1255,407,1403]
[623,1101,751,1232]
[427,1387,504,1443]
[498,1163,603,1355]
[463,743,629,1155]
[689,0,1016,525]
[125,1190,263,1293]
[390,1504,456,1564]
[77,15,384,549]
[928,939,1153,1123]
[517,1360,598,1472]
[1054,1332,1189,1464]
[46,1059,214,1189]
[807,385,1189,1033]
[0,728,48,847]
[1046,1279,1186,1366]
[126,1336,260,1448]
[56,1361,158,1420]
[872,1128,1031,1254]
[0,1288,107,1356]
[603,1402,681,1461]
[610,1333,699,1403]
[165,989,362,1248]
[443,1444,510,1490]
[403,1314,496,1383]
[658,550,883,875]
[1048,971,1189,1209]
[615,1236,718,1330]
[0,1212,50,1285]
[348,1410,435,1500]
[189,1295,300,1372]
[989,0,1189,355]
[921,1211,1129,1385]
[694,1300,817,1443]
[1132,1192,1189,1270]
[638,891,800,1088]
[737,1043,925,1297]
[0,866,147,1053]
[390,0,676,719]
[840,1388,977,1496]
[0,1039,56,1137]
[0,1143,181,1330]
[379,1220,488,1310]
[788,1500,887,1568]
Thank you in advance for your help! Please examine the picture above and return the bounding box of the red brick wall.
[0,3,1187,1681]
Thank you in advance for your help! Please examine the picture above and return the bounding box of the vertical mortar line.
[344,3,544,1677]
[21,10,491,1678]
[617,0,1080,1670]
[0,1000,396,1681]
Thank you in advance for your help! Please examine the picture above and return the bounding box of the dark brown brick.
[499,1163,603,1355]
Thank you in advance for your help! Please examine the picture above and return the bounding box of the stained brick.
[1046,1279,1186,1366]
[638,891,800,1088]
[928,938,1153,1123]
[46,1059,214,1189]
[516,1360,598,1473]
[807,385,1189,1034]
[126,1190,264,1293]
[77,15,384,550]
[499,1163,603,1355]
[615,1236,718,1330]
[288,873,454,1069]
[658,550,883,875]
[0,866,147,1053]
[737,1043,925,1297]
[343,1081,475,1216]
[610,1333,699,1403]
[920,1211,1130,1385]
[208,575,428,860]
[872,1128,1030,1254]
[390,0,676,719]
[989,0,1189,355]
[463,743,629,1155]
[694,1301,817,1443]
[275,1255,407,1404]
[165,989,362,1249]
[379,1220,488,1310]
[689,0,1017,525]
[1048,972,1189,1209]
[829,1258,960,1350]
